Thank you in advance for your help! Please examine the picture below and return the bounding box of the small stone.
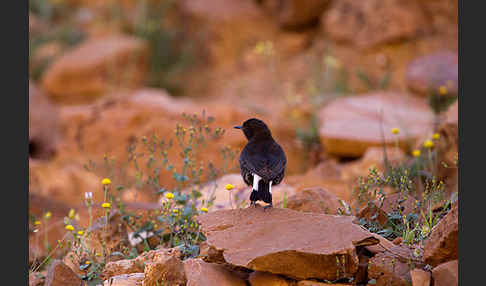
[45,260,82,286]
[410,269,431,286]
[432,260,458,286]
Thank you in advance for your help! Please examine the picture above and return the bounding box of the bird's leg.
[264,181,273,211]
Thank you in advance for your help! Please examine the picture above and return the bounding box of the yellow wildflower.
[102,178,112,185]
[101,202,111,209]
[412,150,421,158]
[432,133,440,140]
[77,230,84,236]
[85,261,91,265]
[34,220,41,226]
[225,184,235,191]
[68,209,75,219]
[44,211,52,220]
[95,252,101,257]
[200,207,209,213]
[165,192,174,199]
[172,209,179,214]
[65,225,74,231]
[391,128,400,135]
[424,140,434,149]
[439,86,448,95]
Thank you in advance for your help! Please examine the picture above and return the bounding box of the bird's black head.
[234,118,273,141]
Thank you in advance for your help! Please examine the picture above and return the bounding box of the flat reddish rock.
[197,207,379,280]
[183,258,247,286]
[318,92,434,157]
[423,204,458,266]
[406,51,458,97]
[41,36,148,104]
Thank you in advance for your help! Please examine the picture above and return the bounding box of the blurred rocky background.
[29,0,458,285]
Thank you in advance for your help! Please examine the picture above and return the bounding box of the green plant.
[84,112,237,259]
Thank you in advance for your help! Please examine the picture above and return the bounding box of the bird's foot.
[263,203,273,211]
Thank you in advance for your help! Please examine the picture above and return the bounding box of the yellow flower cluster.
[412,150,421,157]
[225,184,235,191]
[200,207,209,213]
[424,140,434,149]
[102,202,111,209]
[65,224,74,231]
[165,192,175,199]
[391,128,400,135]
[102,178,112,185]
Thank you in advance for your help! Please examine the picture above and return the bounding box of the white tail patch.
[252,173,261,191]
[269,181,273,194]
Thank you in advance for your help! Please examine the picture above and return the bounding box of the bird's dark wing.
[239,141,286,183]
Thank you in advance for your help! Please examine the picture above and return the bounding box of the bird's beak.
[234,125,242,129]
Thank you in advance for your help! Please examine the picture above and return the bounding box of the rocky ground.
[29,0,458,285]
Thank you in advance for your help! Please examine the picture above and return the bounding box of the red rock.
[248,271,291,286]
[368,252,412,286]
[392,237,403,246]
[102,258,145,280]
[45,260,82,286]
[143,248,186,286]
[41,36,148,104]
[323,0,428,48]
[183,258,247,286]
[406,51,458,97]
[423,204,458,267]
[103,273,144,286]
[354,203,388,228]
[431,260,458,286]
[29,82,61,160]
[197,207,380,280]
[282,187,343,214]
[410,268,431,286]
[318,92,434,157]
[261,0,330,28]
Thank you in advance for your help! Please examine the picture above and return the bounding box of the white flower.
[85,192,93,199]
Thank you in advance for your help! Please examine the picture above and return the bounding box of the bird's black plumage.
[235,118,286,209]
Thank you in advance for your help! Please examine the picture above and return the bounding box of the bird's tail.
[250,180,272,204]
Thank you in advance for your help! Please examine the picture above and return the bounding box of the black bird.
[234,118,286,209]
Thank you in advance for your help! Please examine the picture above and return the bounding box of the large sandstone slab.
[318,92,434,157]
[197,207,380,280]
[41,36,148,104]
